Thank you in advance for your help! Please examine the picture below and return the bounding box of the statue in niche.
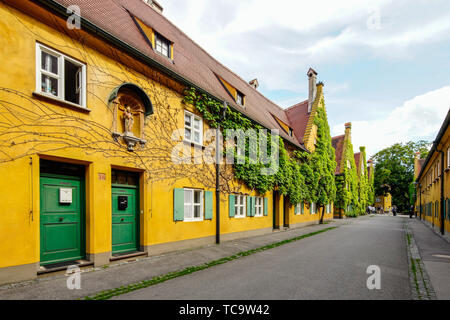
[124,106,135,136]
[111,90,147,152]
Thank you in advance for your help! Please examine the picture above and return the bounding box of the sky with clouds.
[158,0,450,158]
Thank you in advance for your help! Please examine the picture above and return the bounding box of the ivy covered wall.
[183,86,337,220]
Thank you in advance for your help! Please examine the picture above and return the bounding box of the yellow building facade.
[415,110,450,235]
[374,194,392,213]
[0,0,333,285]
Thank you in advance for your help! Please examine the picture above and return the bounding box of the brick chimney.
[307,68,318,113]
[367,159,373,179]
[249,79,259,89]
[414,152,421,180]
[345,122,352,143]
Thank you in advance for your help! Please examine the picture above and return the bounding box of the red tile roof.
[332,135,345,174]
[47,0,305,148]
[285,100,310,145]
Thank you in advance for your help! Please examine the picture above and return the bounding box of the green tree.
[372,141,430,211]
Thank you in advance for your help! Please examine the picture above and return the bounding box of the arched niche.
[109,83,152,151]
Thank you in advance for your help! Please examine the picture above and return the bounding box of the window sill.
[33,92,91,113]
[183,219,204,223]
[183,140,206,149]
[153,48,174,64]
[234,216,246,219]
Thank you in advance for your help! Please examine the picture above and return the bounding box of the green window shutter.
[301,203,304,215]
[205,191,213,220]
[251,197,256,217]
[264,198,268,216]
[247,196,252,217]
[174,188,185,222]
[295,204,299,215]
[229,195,236,218]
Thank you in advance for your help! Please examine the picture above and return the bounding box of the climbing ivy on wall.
[357,148,369,214]
[309,105,337,222]
[183,87,325,206]
[335,136,360,216]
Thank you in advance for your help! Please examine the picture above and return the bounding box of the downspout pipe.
[216,102,227,244]
[419,184,422,220]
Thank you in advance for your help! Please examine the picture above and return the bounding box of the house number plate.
[59,188,73,204]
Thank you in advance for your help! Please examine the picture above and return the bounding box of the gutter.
[30,0,308,153]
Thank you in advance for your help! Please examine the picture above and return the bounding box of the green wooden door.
[112,186,139,254]
[40,176,85,265]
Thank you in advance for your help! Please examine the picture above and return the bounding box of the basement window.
[36,43,86,107]
[155,32,171,59]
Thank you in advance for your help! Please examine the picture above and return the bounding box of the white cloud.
[332,86,450,158]
[160,0,450,91]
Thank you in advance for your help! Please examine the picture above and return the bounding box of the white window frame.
[326,203,332,214]
[36,43,87,108]
[184,111,203,145]
[236,91,244,106]
[254,197,264,217]
[234,195,246,218]
[155,33,171,59]
[311,202,317,215]
[447,147,450,168]
[447,148,450,168]
[295,203,302,215]
[183,189,204,222]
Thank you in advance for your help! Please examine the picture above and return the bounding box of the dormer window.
[236,91,244,106]
[155,33,171,59]
[289,128,294,137]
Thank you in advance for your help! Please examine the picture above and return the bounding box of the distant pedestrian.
[410,205,414,219]
[393,206,397,217]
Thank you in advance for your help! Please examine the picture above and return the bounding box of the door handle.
[121,218,125,222]
[59,217,64,222]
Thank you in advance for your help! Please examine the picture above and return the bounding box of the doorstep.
[38,260,93,275]
[110,251,147,262]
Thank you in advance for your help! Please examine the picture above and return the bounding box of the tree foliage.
[372,140,431,211]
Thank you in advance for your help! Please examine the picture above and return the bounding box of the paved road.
[116,216,411,300]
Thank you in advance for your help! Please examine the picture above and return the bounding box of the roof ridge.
[332,134,345,140]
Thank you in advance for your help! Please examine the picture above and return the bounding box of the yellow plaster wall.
[417,127,450,232]
[0,2,286,271]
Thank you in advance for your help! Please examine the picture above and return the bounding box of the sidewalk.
[0,219,349,300]
[408,218,450,300]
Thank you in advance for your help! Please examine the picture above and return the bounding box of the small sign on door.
[60,188,73,204]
